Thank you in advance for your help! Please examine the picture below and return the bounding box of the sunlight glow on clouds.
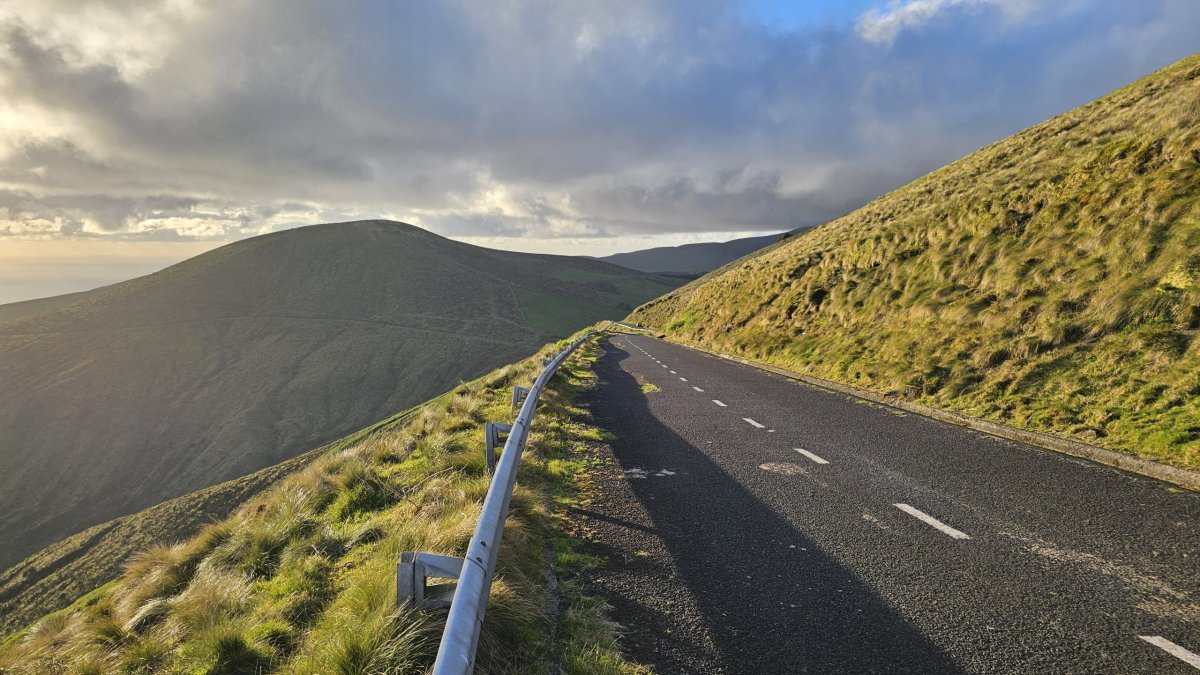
[855,0,1047,45]
[0,0,1196,263]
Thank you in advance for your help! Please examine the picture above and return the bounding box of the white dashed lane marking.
[795,448,829,465]
[693,386,705,392]
[679,377,687,382]
[712,400,727,407]
[669,370,677,374]
[1138,636,1200,669]
[743,418,765,429]
[893,504,971,540]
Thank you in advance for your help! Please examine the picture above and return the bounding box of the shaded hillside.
[0,400,426,638]
[0,291,92,322]
[598,231,793,277]
[0,220,678,569]
[0,334,636,674]
[632,54,1200,468]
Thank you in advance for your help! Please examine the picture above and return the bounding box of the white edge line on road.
[1139,636,1200,669]
[743,418,765,428]
[712,399,727,407]
[796,448,829,464]
[693,386,704,392]
[893,504,970,540]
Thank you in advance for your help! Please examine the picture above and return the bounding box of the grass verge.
[0,405,428,640]
[0,331,645,674]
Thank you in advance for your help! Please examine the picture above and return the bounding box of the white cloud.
[0,0,1195,254]
[856,0,1046,45]
[0,0,201,79]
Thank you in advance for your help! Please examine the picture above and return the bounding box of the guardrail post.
[511,385,529,412]
[397,552,465,609]
[484,422,512,474]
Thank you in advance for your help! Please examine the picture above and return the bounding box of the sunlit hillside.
[633,54,1200,468]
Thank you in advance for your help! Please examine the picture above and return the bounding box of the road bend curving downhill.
[574,334,1200,674]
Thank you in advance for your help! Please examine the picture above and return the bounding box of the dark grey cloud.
[0,0,1197,247]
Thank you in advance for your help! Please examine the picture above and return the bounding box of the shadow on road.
[579,336,962,674]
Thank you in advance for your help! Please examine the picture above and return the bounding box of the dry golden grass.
[0,333,643,673]
[633,53,1200,468]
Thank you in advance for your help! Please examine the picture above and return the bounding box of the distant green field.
[546,268,622,284]
[514,270,679,337]
[547,268,682,301]
[515,287,628,337]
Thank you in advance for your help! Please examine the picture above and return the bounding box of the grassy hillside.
[0,220,679,571]
[0,333,643,673]
[0,291,92,322]
[0,402,428,639]
[597,231,793,277]
[632,54,1200,469]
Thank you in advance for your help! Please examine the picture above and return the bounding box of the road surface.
[574,334,1199,673]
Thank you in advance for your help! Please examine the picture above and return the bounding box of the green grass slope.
[631,54,1200,469]
[0,220,679,571]
[0,334,642,674]
[0,291,93,323]
[0,403,427,639]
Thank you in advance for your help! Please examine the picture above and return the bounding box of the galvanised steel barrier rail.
[397,332,592,674]
[611,320,654,334]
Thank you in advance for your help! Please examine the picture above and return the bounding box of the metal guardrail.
[610,320,654,334]
[397,332,592,674]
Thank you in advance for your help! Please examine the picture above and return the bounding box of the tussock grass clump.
[633,54,1200,468]
[0,334,643,673]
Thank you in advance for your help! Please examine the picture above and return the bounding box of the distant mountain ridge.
[597,231,799,277]
[0,220,679,569]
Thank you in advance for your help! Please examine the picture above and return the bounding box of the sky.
[0,0,1198,303]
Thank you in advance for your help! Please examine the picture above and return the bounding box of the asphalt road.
[575,334,1200,674]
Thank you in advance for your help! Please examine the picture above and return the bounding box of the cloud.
[855,0,1043,45]
[0,0,1197,251]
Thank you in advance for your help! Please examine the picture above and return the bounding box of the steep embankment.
[0,220,678,569]
[0,403,426,638]
[0,334,639,673]
[631,54,1200,468]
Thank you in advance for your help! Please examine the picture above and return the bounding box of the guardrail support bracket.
[484,422,512,474]
[397,552,464,609]
[511,385,530,412]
